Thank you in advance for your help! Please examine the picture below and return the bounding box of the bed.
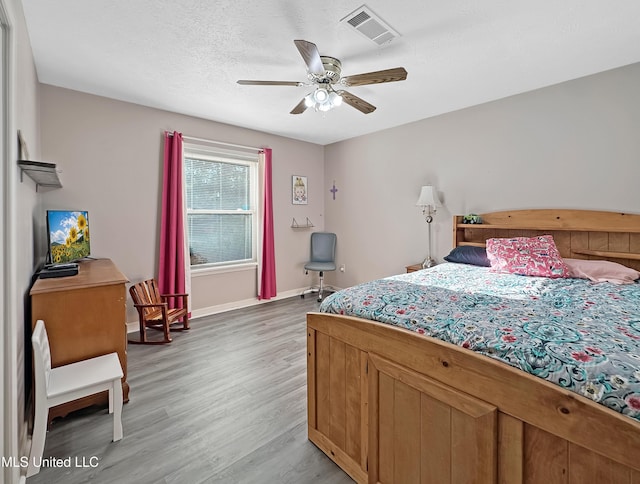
[306,209,640,484]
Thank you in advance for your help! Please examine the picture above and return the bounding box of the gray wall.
[38,63,640,308]
[38,86,326,321]
[324,62,640,288]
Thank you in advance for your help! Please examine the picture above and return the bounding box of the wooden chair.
[128,279,190,344]
[29,320,123,477]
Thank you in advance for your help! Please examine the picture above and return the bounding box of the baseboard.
[126,287,322,333]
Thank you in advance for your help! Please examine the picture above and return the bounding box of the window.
[184,145,258,269]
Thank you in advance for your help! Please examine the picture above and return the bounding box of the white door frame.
[1,0,20,482]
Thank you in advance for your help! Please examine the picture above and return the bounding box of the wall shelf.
[18,160,62,191]
[291,217,314,229]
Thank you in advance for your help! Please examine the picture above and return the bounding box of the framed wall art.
[292,175,307,205]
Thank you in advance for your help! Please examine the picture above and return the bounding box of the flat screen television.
[46,210,90,264]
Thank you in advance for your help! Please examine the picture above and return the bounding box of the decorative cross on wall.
[330,181,338,200]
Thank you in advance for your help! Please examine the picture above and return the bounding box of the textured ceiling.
[21,0,640,145]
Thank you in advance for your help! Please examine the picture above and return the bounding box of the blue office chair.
[302,232,337,302]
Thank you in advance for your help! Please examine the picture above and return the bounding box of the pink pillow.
[564,258,640,284]
[486,235,569,278]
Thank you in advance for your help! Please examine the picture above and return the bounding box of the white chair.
[28,320,124,477]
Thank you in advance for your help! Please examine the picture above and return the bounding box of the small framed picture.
[292,175,308,205]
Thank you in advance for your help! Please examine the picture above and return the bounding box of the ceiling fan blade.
[237,80,303,86]
[341,67,408,87]
[290,98,308,115]
[294,40,325,77]
[339,91,376,114]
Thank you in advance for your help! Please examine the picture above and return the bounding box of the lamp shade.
[416,186,441,207]
[313,88,329,103]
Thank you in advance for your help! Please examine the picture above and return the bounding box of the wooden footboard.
[307,312,640,484]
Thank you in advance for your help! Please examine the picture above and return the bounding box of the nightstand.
[406,263,423,273]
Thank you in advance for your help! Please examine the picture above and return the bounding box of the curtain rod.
[165,131,264,153]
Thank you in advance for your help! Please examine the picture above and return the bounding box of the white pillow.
[564,258,640,284]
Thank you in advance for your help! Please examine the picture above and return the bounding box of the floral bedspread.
[319,263,640,421]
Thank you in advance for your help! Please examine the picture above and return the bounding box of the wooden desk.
[30,258,129,421]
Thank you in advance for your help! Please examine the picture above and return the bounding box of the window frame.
[184,145,259,273]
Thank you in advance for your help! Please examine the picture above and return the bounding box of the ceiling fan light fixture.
[329,91,342,107]
[313,88,329,103]
[304,94,315,107]
[307,88,342,112]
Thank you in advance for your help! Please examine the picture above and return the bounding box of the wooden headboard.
[453,209,640,271]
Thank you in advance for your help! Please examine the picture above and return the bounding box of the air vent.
[340,5,399,45]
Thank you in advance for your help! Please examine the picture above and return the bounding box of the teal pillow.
[444,246,490,267]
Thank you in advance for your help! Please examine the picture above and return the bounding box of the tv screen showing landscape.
[47,210,90,264]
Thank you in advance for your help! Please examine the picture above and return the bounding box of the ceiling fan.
[237,40,408,115]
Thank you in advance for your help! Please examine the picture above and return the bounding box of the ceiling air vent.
[340,5,399,45]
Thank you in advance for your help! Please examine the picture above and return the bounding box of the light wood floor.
[27,296,353,484]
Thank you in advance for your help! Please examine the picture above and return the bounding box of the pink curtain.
[258,148,277,299]
[159,131,188,309]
